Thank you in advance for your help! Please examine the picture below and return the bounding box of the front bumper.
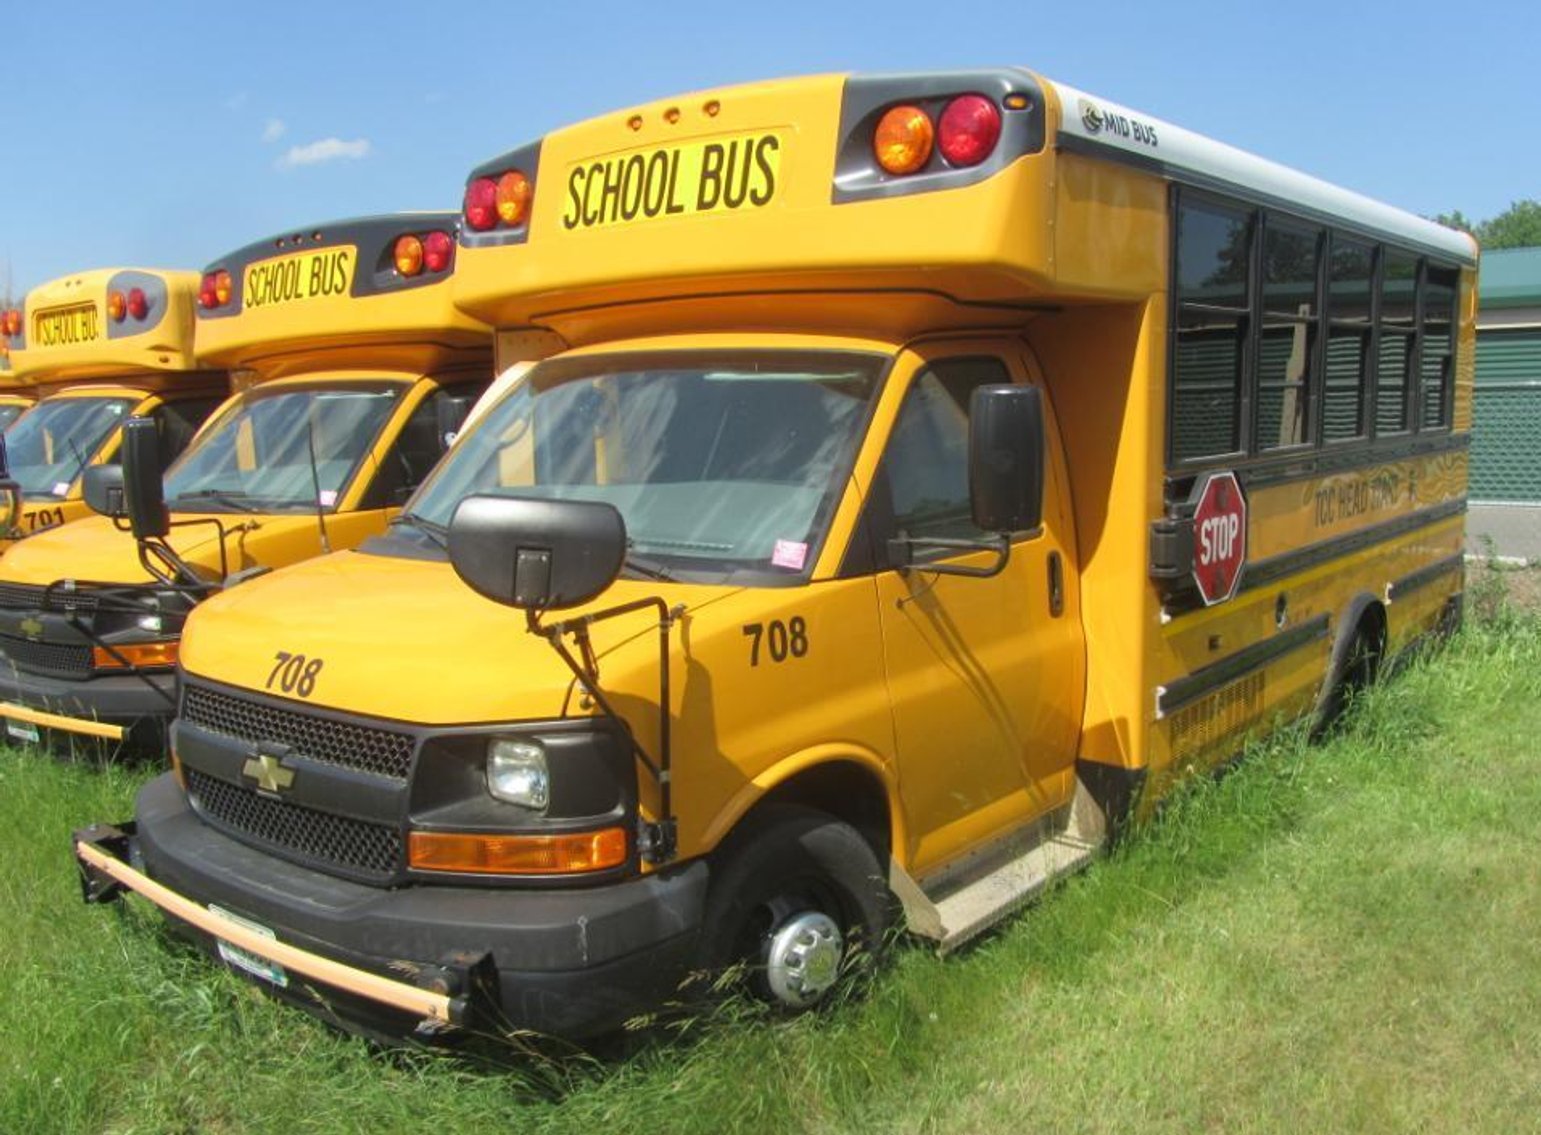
[0,664,175,746]
[74,775,709,1039]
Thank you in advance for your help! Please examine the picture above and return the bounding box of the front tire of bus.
[693,804,891,1013]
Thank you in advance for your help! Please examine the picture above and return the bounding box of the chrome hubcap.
[765,910,843,1007]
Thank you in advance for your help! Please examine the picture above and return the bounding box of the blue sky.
[5,0,1536,297]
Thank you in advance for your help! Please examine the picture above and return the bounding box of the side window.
[1421,266,1457,430]
[152,396,225,469]
[1172,197,1251,463]
[1322,237,1373,443]
[1257,221,1321,450]
[882,357,1011,547]
[361,389,452,508]
[1376,250,1418,436]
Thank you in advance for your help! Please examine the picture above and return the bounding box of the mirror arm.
[525,596,684,864]
[887,533,1013,579]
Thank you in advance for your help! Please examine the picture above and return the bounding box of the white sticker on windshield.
[318,490,338,507]
[51,482,71,497]
[772,539,808,571]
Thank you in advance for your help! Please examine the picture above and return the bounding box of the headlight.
[486,738,550,810]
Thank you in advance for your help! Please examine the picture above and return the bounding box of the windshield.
[0,403,28,431]
[5,396,136,497]
[163,382,403,512]
[408,350,884,581]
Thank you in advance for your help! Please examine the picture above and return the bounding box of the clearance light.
[200,270,234,309]
[495,170,532,227]
[874,104,934,175]
[92,641,181,671]
[393,234,424,277]
[127,287,149,321]
[463,177,499,232]
[937,94,1002,167]
[422,230,453,273]
[408,828,628,875]
[107,291,127,322]
[2,309,21,336]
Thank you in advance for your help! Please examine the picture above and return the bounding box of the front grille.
[0,633,92,677]
[181,682,416,780]
[187,768,402,879]
[0,582,99,613]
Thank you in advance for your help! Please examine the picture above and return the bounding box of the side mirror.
[82,465,125,518]
[969,385,1045,534]
[447,494,626,610]
[120,416,170,540]
[434,393,477,452]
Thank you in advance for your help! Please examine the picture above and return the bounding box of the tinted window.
[1172,199,1251,462]
[884,358,1009,544]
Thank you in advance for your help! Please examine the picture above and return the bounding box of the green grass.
[4,608,1541,1134]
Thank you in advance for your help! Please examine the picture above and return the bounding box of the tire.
[1315,615,1384,735]
[694,804,891,1011]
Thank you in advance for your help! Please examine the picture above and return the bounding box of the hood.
[179,547,740,725]
[0,512,341,587]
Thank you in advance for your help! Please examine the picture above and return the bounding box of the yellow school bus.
[0,270,228,545]
[75,70,1475,1039]
[0,216,489,751]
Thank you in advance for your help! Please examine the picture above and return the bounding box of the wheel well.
[748,761,893,866]
[1357,601,1388,665]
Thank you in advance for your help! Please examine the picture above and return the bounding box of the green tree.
[1477,200,1541,250]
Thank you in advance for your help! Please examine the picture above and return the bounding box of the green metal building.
[1473,247,1541,503]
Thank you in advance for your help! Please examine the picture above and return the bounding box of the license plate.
[210,904,289,988]
[561,130,784,231]
[4,719,40,744]
[242,246,356,311]
[31,303,101,348]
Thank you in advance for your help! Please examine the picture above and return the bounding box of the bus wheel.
[1315,609,1385,735]
[695,804,890,1011]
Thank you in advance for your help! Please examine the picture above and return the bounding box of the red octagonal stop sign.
[1191,470,1247,606]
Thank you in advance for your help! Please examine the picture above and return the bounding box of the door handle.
[1048,550,1064,617]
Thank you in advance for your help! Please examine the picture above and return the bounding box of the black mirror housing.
[120,416,170,540]
[447,495,626,611]
[82,465,126,519]
[969,384,1045,534]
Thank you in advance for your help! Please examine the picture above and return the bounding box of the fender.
[698,742,905,860]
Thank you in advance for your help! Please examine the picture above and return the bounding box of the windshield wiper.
[391,511,448,548]
[622,552,675,582]
[169,489,262,513]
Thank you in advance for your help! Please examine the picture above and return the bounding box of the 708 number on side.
[743,618,808,666]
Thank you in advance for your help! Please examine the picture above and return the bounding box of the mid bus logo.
[1190,470,1248,606]
[1079,99,1104,135]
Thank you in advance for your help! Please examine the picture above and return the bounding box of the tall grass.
[2,599,1539,1133]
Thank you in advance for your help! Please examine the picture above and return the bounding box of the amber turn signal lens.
[214,270,233,305]
[393,234,424,277]
[874,104,934,175]
[409,827,628,875]
[107,291,127,322]
[92,641,180,671]
[495,170,532,226]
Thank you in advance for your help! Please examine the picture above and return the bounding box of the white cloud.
[223,91,249,111]
[275,137,372,170]
[261,118,287,143]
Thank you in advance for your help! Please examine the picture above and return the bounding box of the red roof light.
[937,95,1002,168]
[464,177,499,232]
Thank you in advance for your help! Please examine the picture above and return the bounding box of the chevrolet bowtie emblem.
[242,753,295,794]
[19,616,43,640]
